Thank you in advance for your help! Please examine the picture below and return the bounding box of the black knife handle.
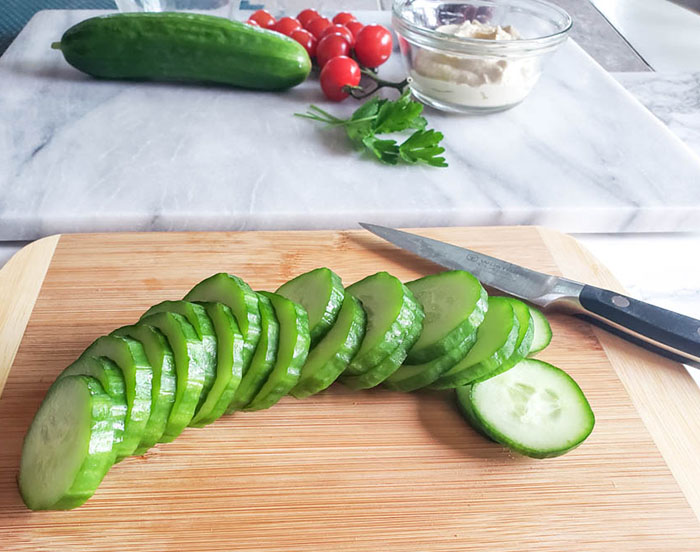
[579,285,700,361]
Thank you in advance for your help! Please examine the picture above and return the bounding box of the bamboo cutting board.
[1,227,699,551]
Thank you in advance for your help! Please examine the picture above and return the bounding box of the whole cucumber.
[52,13,312,91]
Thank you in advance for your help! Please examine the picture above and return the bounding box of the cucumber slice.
[185,273,261,371]
[384,331,478,392]
[141,300,217,413]
[430,297,519,389]
[189,302,245,425]
[226,292,280,412]
[528,307,552,355]
[291,294,366,399]
[245,292,310,411]
[138,312,207,442]
[341,306,424,390]
[458,359,595,458]
[344,272,421,375]
[405,270,488,365]
[80,335,153,458]
[19,375,118,510]
[111,324,177,452]
[276,267,345,347]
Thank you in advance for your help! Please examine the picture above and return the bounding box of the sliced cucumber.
[405,270,487,365]
[454,386,492,440]
[291,294,366,399]
[226,292,280,412]
[245,292,310,411]
[80,335,153,458]
[141,300,217,413]
[344,272,421,375]
[185,273,261,370]
[19,375,118,510]
[138,311,207,442]
[111,324,176,453]
[187,302,245,425]
[528,306,552,355]
[384,331,477,392]
[457,359,595,458]
[430,297,519,389]
[276,267,345,347]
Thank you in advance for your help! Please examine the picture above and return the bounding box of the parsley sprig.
[296,91,448,168]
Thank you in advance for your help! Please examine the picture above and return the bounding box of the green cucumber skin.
[454,385,494,441]
[56,13,311,91]
[528,307,553,356]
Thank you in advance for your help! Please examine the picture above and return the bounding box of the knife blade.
[359,223,700,368]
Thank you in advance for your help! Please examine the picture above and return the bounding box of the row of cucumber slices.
[19,268,594,511]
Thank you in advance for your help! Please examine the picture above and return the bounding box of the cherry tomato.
[290,28,318,58]
[273,16,302,37]
[320,56,361,102]
[246,19,260,27]
[332,12,355,26]
[316,34,351,68]
[345,20,364,40]
[354,24,393,68]
[320,24,355,48]
[297,8,321,28]
[249,9,276,29]
[306,17,331,40]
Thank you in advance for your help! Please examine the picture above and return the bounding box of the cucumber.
[245,292,310,411]
[138,312,208,442]
[19,375,118,510]
[291,294,366,399]
[226,292,280,412]
[344,272,421,375]
[111,324,177,453]
[405,271,487,365]
[52,13,311,90]
[276,267,345,347]
[188,302,245,426]
[456,359,595,458]
[80,335,153,458]
[528,307,553,355]
[430,297,519,389]
[184,273,261,373]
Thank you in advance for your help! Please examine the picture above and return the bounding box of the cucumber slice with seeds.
[20,375,118,510]
[245,292,310,411]
[528,307,552,355]
[138,312,207,442]
[80,335,153,458]
[457,359,595,458]
[431,297,519,389]
[291,294,366,399]
[345,272,421,376]
[276,267,344,347]
[405,270,487,365]
[226,292,280,412]
[111,324,177,453]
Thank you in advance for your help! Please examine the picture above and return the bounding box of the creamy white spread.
[410,20,539,109]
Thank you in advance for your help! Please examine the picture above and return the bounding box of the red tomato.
[249,9,276,29]
[332,12,355,26]
[306,17,331,40]
[273,16,302,37]
[319,24,355,48]
[297,8,321,28]
[290,28,318,58]
[316,34,351,68]
[246,19,260,27]
[320,56,361,102]
[345,20,364,40]
[354,24,393,68]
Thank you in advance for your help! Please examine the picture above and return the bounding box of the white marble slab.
[2,10,700,240]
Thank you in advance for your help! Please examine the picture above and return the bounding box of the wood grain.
[0,228,698,551]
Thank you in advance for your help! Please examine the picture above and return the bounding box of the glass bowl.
[392,0,572,113]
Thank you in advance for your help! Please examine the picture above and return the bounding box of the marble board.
[1,10,700,239]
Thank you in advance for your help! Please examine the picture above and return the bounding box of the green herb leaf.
[362,135,400,165]
[399,130,448,167]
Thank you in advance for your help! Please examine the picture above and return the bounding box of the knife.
[359,223,700,369]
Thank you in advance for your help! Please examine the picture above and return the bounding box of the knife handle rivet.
[612,295,630,308]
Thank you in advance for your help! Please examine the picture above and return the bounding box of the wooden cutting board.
[1,227,699,551]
